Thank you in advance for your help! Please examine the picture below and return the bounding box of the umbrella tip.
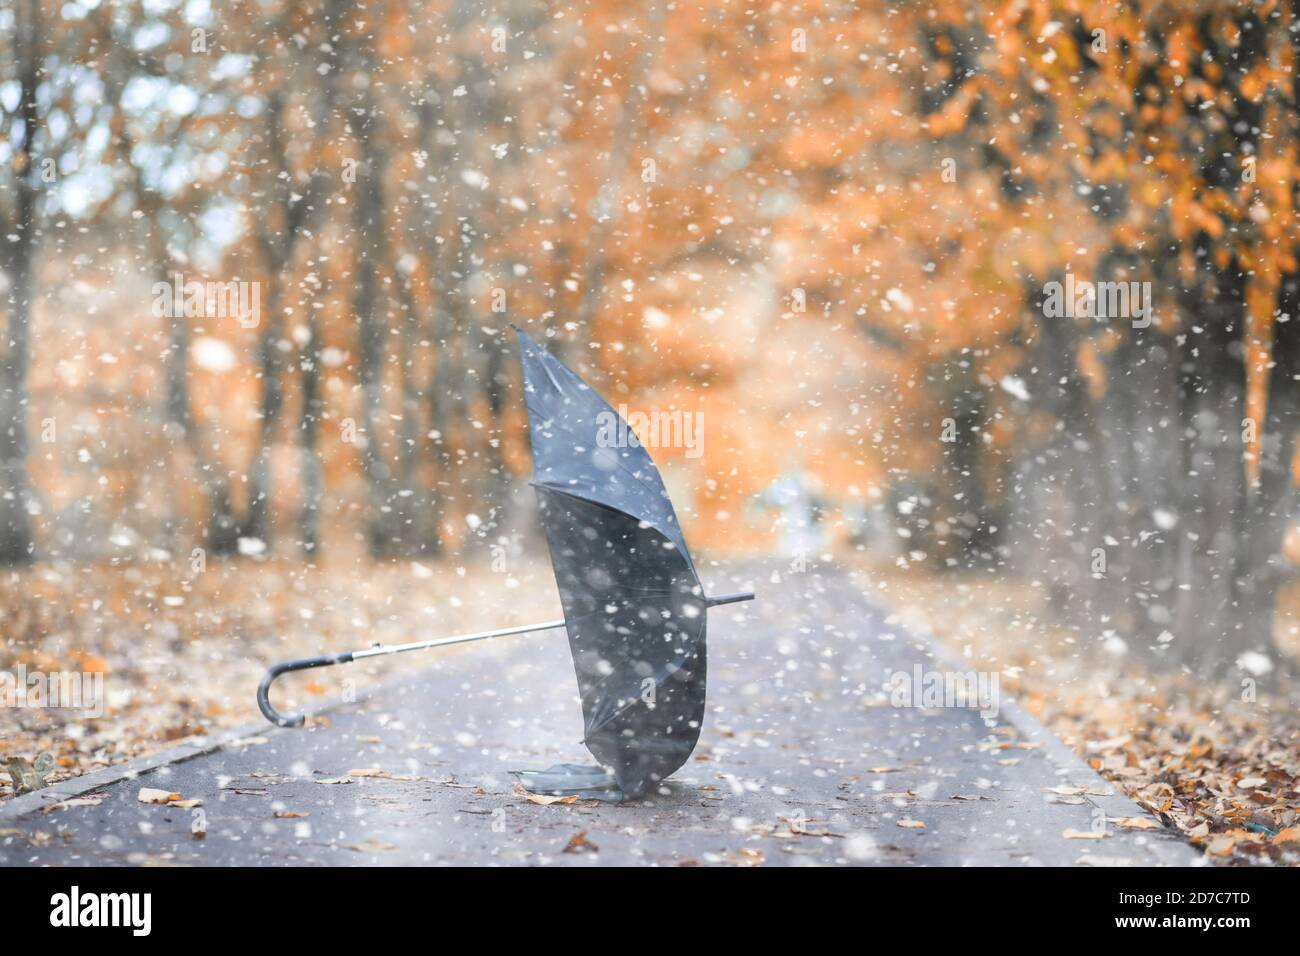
[705,590,756,608]
[510,323,540,349]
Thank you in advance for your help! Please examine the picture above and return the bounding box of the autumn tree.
[913,0,1300,677]
[0,0,44,565]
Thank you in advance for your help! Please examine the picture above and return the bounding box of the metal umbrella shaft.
[352,618,568,661]
[256,590,754,728]
[257,618,566,727]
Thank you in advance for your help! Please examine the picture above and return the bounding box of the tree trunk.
[0,0,41,566]
[1091,324,1183,656]
[0,219,35,567]
[1171,264,1250,675]
[480,324,511,534]
[352,84,398,558]
[298,303,324,558]
[1235,278,1300,677]
[935,361,995,568]
[1013,302,1105,630]
[244,279,283,546]
[427,299,455,553]
[392,268,428,556]
[155,261,238,557]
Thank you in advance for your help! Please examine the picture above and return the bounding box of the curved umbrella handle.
[257,651,353,728]
[255,618,565,728]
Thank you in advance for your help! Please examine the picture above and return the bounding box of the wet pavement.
[0,564,1199,866]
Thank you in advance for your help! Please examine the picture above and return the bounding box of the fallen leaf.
[137,788,181,805]
[524,792,577,806]
[168,798,203,809]
[274,810,309,819]
[779,815,843,837]
[896,819,926,829]
[315,776,354,785]
[1207,835,1237,856]
[1111,816,1159,830]
[1076,855,1136,867]
[162,723,205,741]
[43,796,105,812]
[563,831,597,854]
[512,782,578,805]
[1272,826,1300,845]
[75,653,108,674]
[1063,829,1110,840]
[1236,777,1267,790]
[346,768,420,781]
[346,839,396,853]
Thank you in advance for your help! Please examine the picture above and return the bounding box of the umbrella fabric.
[512,327,708,800]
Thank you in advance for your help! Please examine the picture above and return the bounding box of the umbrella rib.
[582,621,707,738]
[532,437,675,519]
[559,606,707,738]
[531,480,691,565]
[521,334,689,553]
[526,402,684,529]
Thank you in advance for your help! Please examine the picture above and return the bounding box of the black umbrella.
[256,326,753,800]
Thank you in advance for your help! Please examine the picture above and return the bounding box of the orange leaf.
[1275,827,1300,845]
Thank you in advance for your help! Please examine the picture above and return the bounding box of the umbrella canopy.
[255,326,751,802]
[513,326,745,800]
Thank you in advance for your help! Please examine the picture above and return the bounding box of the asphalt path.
[1,563,1198,866]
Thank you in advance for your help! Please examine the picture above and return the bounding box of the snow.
[191,336,237,373]
[643,306,671,329]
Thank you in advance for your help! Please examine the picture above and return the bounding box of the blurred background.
[3,0,1300,758]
